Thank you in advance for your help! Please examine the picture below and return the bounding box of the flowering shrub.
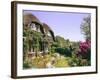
[78,39,91,60]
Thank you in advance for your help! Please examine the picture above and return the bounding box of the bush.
[54,57,69,67]
[55,47,74,57]
[31,55,52,68]
[23,61,32,69]
[78,39,91,60]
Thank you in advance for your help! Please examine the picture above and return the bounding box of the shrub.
[23,59,32,69]
[54,57,69,67]
[78,39,91,60]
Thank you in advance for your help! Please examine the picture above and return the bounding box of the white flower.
[46,62,55,68]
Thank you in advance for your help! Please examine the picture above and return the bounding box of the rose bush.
[78,39,91,60]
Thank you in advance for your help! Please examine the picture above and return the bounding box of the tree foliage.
[80,15,91,40]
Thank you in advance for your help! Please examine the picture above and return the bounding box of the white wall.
[0,0,99,80]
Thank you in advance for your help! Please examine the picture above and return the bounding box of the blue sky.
[24,10,90,41]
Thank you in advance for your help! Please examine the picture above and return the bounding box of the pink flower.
[78,40,91,59]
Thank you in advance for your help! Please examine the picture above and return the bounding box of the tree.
[56,36,67,48]
[80,15,91,40]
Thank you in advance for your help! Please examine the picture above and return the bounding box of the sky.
[24,10,90,42]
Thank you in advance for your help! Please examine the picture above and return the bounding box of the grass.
[54,57,69,67]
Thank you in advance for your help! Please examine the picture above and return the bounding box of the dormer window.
[31,23,36,31]
[37,25,41,32]
[47,32,51,36]
[44,28,47,34]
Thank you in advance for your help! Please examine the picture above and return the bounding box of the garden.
[23,13,91,69]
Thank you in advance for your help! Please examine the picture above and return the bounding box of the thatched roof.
[43,23,51,31]
[23,13,42,25]
[43,23,55,41]
[23,13,45,34]
[23,13,55,41]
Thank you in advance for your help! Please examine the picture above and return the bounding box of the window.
[31,23,36,31]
